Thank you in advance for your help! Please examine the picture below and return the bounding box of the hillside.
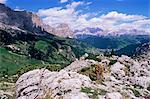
[77,34,150,50]
[0,4,98,76]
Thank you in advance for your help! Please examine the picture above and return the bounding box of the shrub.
[81,87,107,99]
[79,64,104,82]
[109,60,117,65]
[130,88,140,97]
[86,54,101,62]
[147,84,150,91]
[16,64,62,76]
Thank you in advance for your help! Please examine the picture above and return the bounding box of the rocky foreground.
[15,53,150,99]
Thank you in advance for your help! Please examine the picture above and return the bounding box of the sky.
[1,0,150,32]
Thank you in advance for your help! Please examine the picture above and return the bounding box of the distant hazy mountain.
[74,27,150,37]
[54,23,74,37]
[74,27,104,36]
[73,26,150,51]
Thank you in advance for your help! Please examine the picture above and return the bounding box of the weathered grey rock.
[101,59,110,67]
[129,76,150,88]
[63,92,89,99]
[119,55,131,62]
[110,62,125,78]
[63,59,97,72]
[16,54,150,99]
[16,69,94,99]
[105,92,122,99]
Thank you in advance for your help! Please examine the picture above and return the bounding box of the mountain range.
[0,3,98,76]
[0,3,149,76]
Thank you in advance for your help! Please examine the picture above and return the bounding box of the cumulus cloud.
[0,0,7,4]
[87,12,149,31]
[100,11,145,21]
[38,1,84,28]
[60,0,68,3]
[38,1,150,32]
[66,1,84,9]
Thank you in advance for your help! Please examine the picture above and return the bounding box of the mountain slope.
[0,3,74,37]
[0,25,97,75]
[0,3,44,33]
[0,4,98,76]
[77,34,150,50]
[115,42,150,56]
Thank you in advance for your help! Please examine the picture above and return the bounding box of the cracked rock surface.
[16,54,150,99]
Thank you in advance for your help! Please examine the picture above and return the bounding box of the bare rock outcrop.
[0,3,44,33]
[16,54,150,99]
[0,4,74,37]
[16,69,95,99]
[63,59,97,72]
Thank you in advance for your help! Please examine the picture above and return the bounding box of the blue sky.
[1,0,150,32]
[5,0,150,17]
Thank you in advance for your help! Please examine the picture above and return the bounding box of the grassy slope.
[0,47,43,76]
[0,29,98,76]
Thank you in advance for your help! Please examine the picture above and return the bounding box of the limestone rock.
[15,54,150,99]
[105,92,122,99]
[16,69,94,99]
[111,62,125,78]
[63,59,97,72]
[63,92,89,99]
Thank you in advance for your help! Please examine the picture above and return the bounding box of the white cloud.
[38,1,84,28]
[14,7,25,11]
[38,6,77,26]
[100,11,145,21]
[0,0,7,4]
[86,2,92,5]
[87,12,148,31]
[38,2,150,33]
[66,1,84,9]
[117,19,150,31]
[60,0,68,3]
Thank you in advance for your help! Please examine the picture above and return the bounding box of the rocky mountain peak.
[56,23,70,28]
[54,23,74,37]
[0,4,74,37]
[0,3,44,33]
[0,3,11,12]
[30,13,44,27]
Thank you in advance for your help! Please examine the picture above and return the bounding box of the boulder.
[129,76,150,88]
[111,62,125,78]
[105,92,122,99]
[16,69,94,99]
[63,59,97,72]
[101,59,110,66]
[15,54,150,99]
[63,92,89,99]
